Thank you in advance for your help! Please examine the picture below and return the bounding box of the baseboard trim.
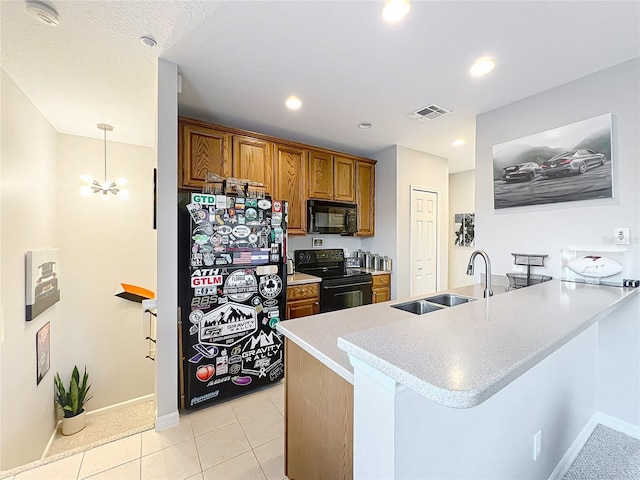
[41,420,62,461]
[155,410,180,431]
[548,415,598,480]
[86,393,154,418]
[594,412,640,439]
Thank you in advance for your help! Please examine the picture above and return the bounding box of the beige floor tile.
[83,459,140,480]
[142,417,193,455]
[239,408,284,448]
[14,453,83,480]
[184,473,203,480]
[195,422,251,471]
[141,438,201,480]
[229,391,274,421]
[265,383,284,414]
[202,451,266,480]
[188,403,237,437]
[79,433,141,478]
[253,436,285,480]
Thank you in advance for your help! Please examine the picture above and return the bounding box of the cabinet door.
[274,144,307,235]
[180,122,231,189]
[372,287,390,304]
[333,156,355,202]
[232,135,274,194]
[356,160,375,236]
[308,150,333,200]
[286,299,319,319]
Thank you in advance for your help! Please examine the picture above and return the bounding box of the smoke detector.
[408,104,452,123]
[26,0,60,26]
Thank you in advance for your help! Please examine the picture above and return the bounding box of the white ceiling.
[2,1,639,173]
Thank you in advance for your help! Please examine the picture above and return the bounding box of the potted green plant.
[54,365,92,435]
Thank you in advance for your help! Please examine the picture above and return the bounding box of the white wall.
[1,70,59,470]
[448,170,475,288]
[475,59,640,430]
[55,134,156,410]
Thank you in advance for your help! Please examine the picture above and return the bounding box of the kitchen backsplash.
[288,235,363,256]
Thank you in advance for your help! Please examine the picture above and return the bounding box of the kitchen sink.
[391,300,444,315]
[422,294,476,307]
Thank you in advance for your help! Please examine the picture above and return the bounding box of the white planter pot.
[61,410,86,436]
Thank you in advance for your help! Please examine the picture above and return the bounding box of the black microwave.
[307,200,357,235]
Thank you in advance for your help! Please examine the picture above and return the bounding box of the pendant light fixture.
[80,124,129,199]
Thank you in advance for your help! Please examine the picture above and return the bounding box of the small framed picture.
[312,237,324,248]
[36,322,51,385]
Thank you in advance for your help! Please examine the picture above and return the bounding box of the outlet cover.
[614,227,629,245]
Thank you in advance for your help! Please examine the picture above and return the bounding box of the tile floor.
[5,383,286,480]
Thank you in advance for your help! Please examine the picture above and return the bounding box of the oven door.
[320,278,373,313]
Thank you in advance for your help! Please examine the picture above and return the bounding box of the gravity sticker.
[196,302,258,347]
[259,274,282,299]
[258,199,271,210]
[223,270,258,302]
[232,225,251,238]
[196,364,215,382]
[241,330,283,378]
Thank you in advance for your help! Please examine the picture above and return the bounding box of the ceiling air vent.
[408,104,452,123]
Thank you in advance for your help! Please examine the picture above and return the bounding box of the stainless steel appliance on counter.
[295,249,372,313]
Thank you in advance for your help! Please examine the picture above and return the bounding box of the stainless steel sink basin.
[391,300,444,315]
[422,294,476,307]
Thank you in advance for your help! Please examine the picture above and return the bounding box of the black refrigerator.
[178,192,287,410]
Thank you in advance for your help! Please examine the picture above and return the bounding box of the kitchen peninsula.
[277,280,639,480]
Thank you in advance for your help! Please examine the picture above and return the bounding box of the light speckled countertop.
[287,272,322,286]
[278,280,637,408]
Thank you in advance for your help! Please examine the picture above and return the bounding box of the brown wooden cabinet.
[308,152,355,202]
[285,339,353,480]
[232,135,273,194]
[274,144,307,235]
[372,274,391,303]
[179,120,231,190]
[286,283,320,319]
[355,160,375,236]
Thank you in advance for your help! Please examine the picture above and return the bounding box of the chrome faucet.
[467,250,493,298]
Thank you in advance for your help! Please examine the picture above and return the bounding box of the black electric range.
[294,249,373,313]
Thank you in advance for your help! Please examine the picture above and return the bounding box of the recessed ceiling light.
[382,0,411,22]
[285,96,302,110]
[470,57,496,77]
[452,139,465,147]
[140,36,157,48]
[358,122,372,129]
[26,0,59,26]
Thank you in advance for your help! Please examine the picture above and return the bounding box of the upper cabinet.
[178,117,376,236]
[232,135,274,194]
[179,120,231,190]
[308,152,355,203]
[356,160,375,236]
[274,144,307,236]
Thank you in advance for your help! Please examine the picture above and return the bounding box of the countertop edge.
[337,287,639,408]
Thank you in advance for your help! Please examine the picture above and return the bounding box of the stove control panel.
[295,249,344,266]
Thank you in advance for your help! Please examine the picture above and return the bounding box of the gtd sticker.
[259,274,282,299]
[224,270,258,301]
[232,225,251,238]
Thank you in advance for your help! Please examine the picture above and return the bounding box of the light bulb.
[80,186,93,196]
[285,96,302,110]
[382,0,411,22]
[470,57,496,77]
[102,181,112,190]
[118,189,130,200]
[116,177,128,186]
[80,174,94,184]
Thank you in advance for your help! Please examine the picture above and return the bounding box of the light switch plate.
[614,228,629,245]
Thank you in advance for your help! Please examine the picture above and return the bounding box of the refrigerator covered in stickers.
[178,191,288,410]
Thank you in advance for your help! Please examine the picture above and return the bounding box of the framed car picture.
[26,249,60,321]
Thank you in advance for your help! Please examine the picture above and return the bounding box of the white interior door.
[410,188,438,296]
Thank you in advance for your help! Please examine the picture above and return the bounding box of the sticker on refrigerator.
[258,275,282,299]
[217,225,232,235]
[223,270,258,301]
[187,203,208,224]
[245,208,258,222]
[216,355,228,375]
[196,302,258,347]
[272,201,282,212]
[258,199,271,210]
[195,364,215,382]
[231,376,252,386]
[191,193,217,206]
[216,195,227,209]
[232,225,251,238]
[188,344,219,363]
[191,274,223,288]
[241,330,283,378]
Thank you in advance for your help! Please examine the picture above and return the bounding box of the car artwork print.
[492,114,613,209]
